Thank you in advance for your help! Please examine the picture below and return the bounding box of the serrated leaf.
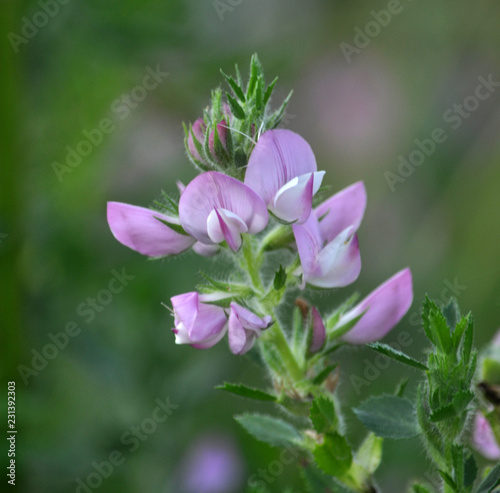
[313,433,352,478]
[226,92,245,120]
[273,265,287,290]
[310,395,337,433]
[430,390,474,422]
[221,69,245,102]
[216,382,276,402]
[353,395,419,439]
[235,414,301,447]
[312,363,339,385]
[355,433,383,475]
[367,342,428,371]
[246,53,262,97]
[423,296,453,353]
[476,464,500,493]
[464,451,477,488]
[461,314,474,365]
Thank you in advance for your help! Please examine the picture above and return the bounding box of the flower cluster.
[106,55,413,378]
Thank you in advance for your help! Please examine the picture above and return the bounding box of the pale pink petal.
[244,129,318,205]
[339,268,413,344]
[107,202,195,257]
[207,208,248,252]
[315,181,367,243]
[293,213,323,288]
[193,242,220,257]
[179,172,268,246]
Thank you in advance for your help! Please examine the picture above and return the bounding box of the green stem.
[241,235,264,292]
[263,318,303,383]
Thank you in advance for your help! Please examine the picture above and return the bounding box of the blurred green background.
[2,0,500,492]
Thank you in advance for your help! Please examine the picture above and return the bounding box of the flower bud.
[187,118,207,164]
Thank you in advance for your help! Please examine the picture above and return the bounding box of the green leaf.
[263,76,278,106]
[443,297,460,331]
[226,92,246,120]
[475,464,500,493]
[235,414,301,448]
[313,432,352,478]
[411,484,434,493]
[220,69,245,102]
[482,359,500,386]
[268,90,293,129]
[312,363,339,385]
[353,395,419,439]
[395,378,409,397]
[367,342,428,371]
[255,76,264,111]
[310,395,337,433]
[463,451,477,489]
[300,466,357,493]
[216,382,276,402]
[355,433,383,475]
[438,470,457,490]
[461,314,474,365]
[430,390,474,422]
[273,265,287,290]
[422,296,453,353]
[246,53,263,97]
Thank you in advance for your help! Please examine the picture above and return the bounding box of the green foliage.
[310,395,338,434]
[273,264,287,290]
[366,342,428,371]
[353,395,419,439]
[216,382,276,402]
[475,464,500,493]
[235,413,302,447]
[355,433,383,476]
[313,432,352,478]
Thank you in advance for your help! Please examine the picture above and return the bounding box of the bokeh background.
[2,0,500,492]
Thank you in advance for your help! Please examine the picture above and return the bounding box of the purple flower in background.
[107,202,195,257]
[179,171,268,252]
[179,434,244,493]
[171,292,227,349]
[472,413,500,461]
[335,268,413,344]
[228,303,272,355]
[244,129,325,224]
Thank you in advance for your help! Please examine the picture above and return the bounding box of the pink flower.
[171,292,227,349]
[228,303,272,355]
[107,202,195,257]
[292,182,366,289]
[335,268,413,344]
[179,171,268,252]
[472,413,500,461]
[244,130,325,224]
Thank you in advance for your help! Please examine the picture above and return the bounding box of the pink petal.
[473,413,500,461]
[171,292,199,334]
[188,118,206,163]
[179,172,268,245]
[293,213,323,287]
[228,309,247,355]
[193,241,220,257]
[244,130,318,205]
[206,208,248,252]
[340,268,413,344]
[310,307,326,353]
[309,230,361,288]
[315,181,367,243]
[107,202,195,257]
[271,171,325,224]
